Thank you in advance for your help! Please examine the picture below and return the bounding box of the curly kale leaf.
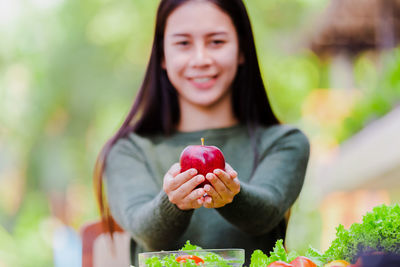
[323,204,400,263]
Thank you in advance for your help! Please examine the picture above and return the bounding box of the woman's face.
[162,1,243,109]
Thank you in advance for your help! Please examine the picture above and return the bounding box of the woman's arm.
[215,128,310,236]
[105,138,194,251]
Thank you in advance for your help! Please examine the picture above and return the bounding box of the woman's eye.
[176,41,190,46]
[211,40,225,45]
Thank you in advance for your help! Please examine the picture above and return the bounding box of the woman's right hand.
[163,163,206,210]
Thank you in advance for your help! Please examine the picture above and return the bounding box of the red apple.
[180,138,225,188]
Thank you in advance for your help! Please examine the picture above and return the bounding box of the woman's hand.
[202,163,240,208]
[163,163,206,210]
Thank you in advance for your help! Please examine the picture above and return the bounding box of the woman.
[94,0,310,265]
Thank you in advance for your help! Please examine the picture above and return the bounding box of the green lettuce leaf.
[180,240,202,251]
[249,249,269,267]
[268,239,291,263]
[323,204,400,263]
[305,246,327,267]
[203,253,230,267]
[250,239,301,266]
[249,239,325,267]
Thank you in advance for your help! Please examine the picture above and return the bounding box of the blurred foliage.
[337,48,400,142]
[1,0,400,266]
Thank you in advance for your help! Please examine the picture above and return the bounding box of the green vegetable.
[144,253,196,267]
[181,241,229,266]
[180,240,202,251]
[249,250,269,267]
[162,255,181,267]
[202,253,230,267]
[249,239,324,267]
[144,255,165,267]
[143,241,231,267]
[267,239,298,264]
[304,247,327,267]
[323,204,400,263]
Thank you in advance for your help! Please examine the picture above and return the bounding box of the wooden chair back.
[80,220,131,267]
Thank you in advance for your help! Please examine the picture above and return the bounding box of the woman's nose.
[189,44,212,68]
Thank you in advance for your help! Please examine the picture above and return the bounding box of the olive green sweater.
[105,124,310,266]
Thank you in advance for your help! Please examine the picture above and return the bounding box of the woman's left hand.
[202,163,240,208]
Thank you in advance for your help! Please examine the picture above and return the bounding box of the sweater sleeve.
[105,136,193,251]
[216,127,310,236]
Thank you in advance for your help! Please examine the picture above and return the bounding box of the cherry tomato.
[267,261,294,267]
[176,255,205,265]
[290,256,317,267]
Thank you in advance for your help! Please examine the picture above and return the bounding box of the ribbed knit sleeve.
[105,136,193,251]
[216,126,310,235]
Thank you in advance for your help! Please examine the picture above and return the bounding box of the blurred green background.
[1,0,400,266]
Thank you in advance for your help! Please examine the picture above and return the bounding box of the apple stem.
[201,137,204,146]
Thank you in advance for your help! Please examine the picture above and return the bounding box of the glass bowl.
[138,248,245,266]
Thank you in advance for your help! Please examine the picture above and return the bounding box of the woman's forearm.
[216,183,287,235]
[112,190,193,251]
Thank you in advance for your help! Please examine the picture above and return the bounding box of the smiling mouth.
[189,75,218,83]
[188,75,218,89]
[192,77,213,83]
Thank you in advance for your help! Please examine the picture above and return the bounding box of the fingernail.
[214,169,220,175]
[197,176,204,182]
[190,169,197,175]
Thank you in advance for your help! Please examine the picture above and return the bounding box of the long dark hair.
[94,0,280,234]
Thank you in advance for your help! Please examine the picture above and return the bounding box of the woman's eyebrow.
[207,32,228,37]
[171,33,190,38]
[170,31,229,38]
